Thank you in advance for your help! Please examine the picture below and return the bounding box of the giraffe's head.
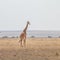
[27,21,30,25]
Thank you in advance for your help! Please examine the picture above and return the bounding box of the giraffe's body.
[19,21,30,47]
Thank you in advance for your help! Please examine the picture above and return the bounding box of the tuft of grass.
[56,52,59,56]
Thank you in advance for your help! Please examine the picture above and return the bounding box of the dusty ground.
[0,38,60,60]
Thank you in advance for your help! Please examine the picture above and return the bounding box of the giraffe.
[19,21,30,47]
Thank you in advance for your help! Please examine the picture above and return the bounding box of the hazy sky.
[0,0,60,31]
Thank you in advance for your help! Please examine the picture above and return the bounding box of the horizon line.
[0,30,60,31]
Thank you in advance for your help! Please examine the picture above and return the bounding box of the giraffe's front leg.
[19,39,23,47]
[23,38,26,47]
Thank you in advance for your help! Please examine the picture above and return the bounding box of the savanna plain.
[0,38,60,60]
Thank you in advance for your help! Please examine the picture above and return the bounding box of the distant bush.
[30,36,35,38]
[2,36,8,38]
[11,36,15,38]
[48,36,52,38]
[16,36,18,38]
[59,36,60,38]
[11,36,18,38]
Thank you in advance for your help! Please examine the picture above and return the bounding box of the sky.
[0,0,60,31]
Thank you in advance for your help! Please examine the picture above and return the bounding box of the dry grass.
[0,38,60,60]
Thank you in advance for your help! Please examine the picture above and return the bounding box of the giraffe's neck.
[23,23,28,33]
